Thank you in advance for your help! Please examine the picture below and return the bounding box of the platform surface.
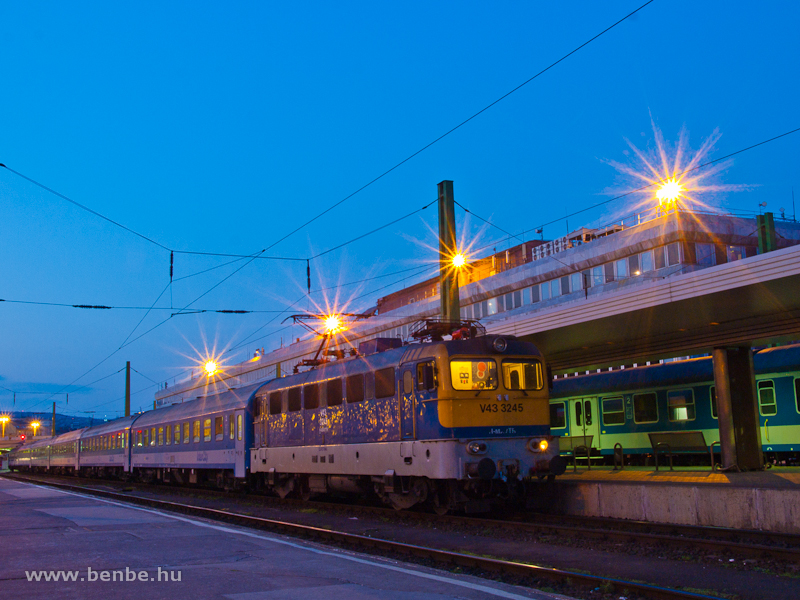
[557,465,800,488]
[0,477,563,600]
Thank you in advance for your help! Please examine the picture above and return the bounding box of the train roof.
[16,437,55,451]
[133,381,264,428]
[80,415,140,438]
[51,428,86,444]
[551,343,800,398]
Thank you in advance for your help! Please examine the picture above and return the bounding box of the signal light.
[20,434,26,441]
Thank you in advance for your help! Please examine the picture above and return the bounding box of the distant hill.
[2,412,98,434]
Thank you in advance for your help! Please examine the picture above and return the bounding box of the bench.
[559,435,594,471]
[647,431,716,471]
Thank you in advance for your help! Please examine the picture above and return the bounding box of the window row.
[81,432,127,452]
[134,414,243,447]
[258,367,398,416]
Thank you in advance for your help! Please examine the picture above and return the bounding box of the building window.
[667,389,695,421]
[654,246,666,269]
[615,258,628,279]
[560,275,570,295]
[666,242,681,266]
[540,282,551,301]
[550,403,566,429]
[727,245,746,262]
[570,272,582,293]
[758,380,777,416]
[551,279,561,298]
[628,254,640,276]
[530,285,540,303]
[696,243,716,267]
[633,393,658,423]
[512,290,522,308]
[604,262,615,283]
[602,397,625,425]
[487,297,499,315]
[640,250,654,273]
[581,270,592,289]
[592,266,604,286]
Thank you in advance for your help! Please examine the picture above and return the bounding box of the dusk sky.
[2,2,798,419]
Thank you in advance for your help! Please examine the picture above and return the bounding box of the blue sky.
[1,2,798,418]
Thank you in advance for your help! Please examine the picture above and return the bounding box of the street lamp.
[204,360,218,376]
[451,253,466,268]
[656,178,684,211]
[0,416,9,439]
[31,421,41,437]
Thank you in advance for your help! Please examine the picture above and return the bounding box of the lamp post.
[31,421,41,437]
[0,416,9,439]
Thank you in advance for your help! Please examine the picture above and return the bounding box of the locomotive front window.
[450,359,498,390]
[501,360,543,390]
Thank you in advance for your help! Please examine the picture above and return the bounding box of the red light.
[20,434,26,441]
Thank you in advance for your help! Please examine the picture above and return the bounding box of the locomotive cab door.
[571,398,599,450]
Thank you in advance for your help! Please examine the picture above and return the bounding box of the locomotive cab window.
[450,359,498,390]
[602,397,625,425]
[416,361,437,393]
[287,387,302,412]
[269,392,282,415]
[374,367,395,399]
[346,373,365,404]
[327,379,343,406]
[402,370,413,395]
[668,389,695,421]
[550,402,566,429]
[304,384,320,409]
[633,393,659,423]
[502,360,543,390]
[758,380,777,416]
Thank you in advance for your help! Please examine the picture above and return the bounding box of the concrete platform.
[0,478,564,600]
[553,466,800,533]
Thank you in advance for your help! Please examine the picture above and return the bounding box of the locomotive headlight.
[528,438,549,453]
[467,441,488,455]
[538,439,549,452]
[492,337,508,353]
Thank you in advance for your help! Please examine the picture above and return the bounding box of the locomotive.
[8,322,567,512]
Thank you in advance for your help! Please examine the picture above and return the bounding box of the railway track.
[2,473,744,600]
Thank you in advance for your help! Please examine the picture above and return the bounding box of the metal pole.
[438,180,460,322]
[712,348,738,470]
[52,402,56,438]
[125,361,131,417]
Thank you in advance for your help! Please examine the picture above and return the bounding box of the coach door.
[400,368,415,439]
[234,409,245,477]
[571,398,599,446]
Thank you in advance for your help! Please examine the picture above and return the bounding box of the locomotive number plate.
[479,403,523,413]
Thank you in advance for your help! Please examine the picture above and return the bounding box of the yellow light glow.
[0,416,8,423]
[538,439,549,452]
[324,315,343,334]
[656,178,684,205]
[204,360,218,376]
[31,421,41,436]
[451,253,466,268]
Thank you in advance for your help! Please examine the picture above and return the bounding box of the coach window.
[416,361,437,393]
[203,419,211,442]
[157,427,164,446]
[150,428,156,446]
[402,370,413,395]
[346,373,365,403]
[668,389,695,421]
[183,422,190,444]
[269,392,283,415]
[758,380,777,416]
[193,421,200,443]
[136,431,142,447]
[143,429,149,447]
[286,387,301,412]
[375,367,396,399]
[166,425,172,445]
[229,414,234,440]
[602,397,625,425]
[304,384,320,409]
[710,386,718,419]
[550,403,566,429]
[327,379,344,407]
[633,393,658,423]
[237,414,243,441]
[174,424,181,444]
[215,416,224,441]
